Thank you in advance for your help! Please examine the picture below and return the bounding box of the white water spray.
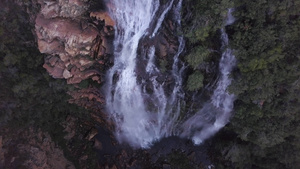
[105,1,236,148]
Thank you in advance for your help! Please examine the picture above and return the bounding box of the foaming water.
[105,1,236,148]
[180,25,236,144]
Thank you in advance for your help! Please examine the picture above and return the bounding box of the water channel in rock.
[104,0,236,148]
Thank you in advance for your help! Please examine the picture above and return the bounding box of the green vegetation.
[159,58,168,73]
[0,0,75,133]
[182,0,300,168]
[167,150,194,169]
[0,1,98,168]
[186,46,211,69]
[182,0,233,43]
[182,0,234,92]
[1,0,299,168]
[186,71,204,91]
[222,0,300,168]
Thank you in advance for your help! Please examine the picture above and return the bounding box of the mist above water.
[105,0,236,148]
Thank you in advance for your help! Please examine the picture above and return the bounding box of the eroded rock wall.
[35,0,114,85]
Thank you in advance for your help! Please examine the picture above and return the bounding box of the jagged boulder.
[34,0,115,84]
[38,0,88,19]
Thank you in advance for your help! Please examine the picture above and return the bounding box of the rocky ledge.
[35,0,114,85]
[29,0,199,168]
[33,0,181,112]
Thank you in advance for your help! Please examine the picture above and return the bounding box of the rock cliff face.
[33,0,117,119]
[2,0,206,168]
[35,0,114,85]
[33,0,180,114]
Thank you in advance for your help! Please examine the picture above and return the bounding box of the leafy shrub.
[186,46,211,69]
[186,71,204,91]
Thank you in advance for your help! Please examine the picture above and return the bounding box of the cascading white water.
[105,0,173,148]
[180,9,236,144]
[105,0,236,148]
[180,27,236,145]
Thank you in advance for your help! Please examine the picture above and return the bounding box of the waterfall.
[180,9,236,144]
[105,0,175,148]
[105,0,236,148]
[180,35,236,145]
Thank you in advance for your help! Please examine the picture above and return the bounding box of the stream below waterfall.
[104,0,236,148]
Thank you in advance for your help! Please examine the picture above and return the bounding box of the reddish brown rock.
[68,69,101,84]
[35,14,98,57]
[68,87,105,105]
[63,69,72,79]
[32,1,117,123]
[38,39,65,54]
[90,11,115,26]
[154,29,178,59]
[43,63,64,79]
[86,128,98,141]
[48,56,59,66]
[34,0,115,86]
[38,0,87,19]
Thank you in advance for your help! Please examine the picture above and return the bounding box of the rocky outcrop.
[153,19,179,59]
[35,0,114,85]
[38,0,88,19]
[68,86,105,111]
[32,0,116,150]
[90,11,115,27]
[33,0,116,127]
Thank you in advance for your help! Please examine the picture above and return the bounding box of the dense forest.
[0,0,299,168]
[182,0,300,168]
[0,1,99,168]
